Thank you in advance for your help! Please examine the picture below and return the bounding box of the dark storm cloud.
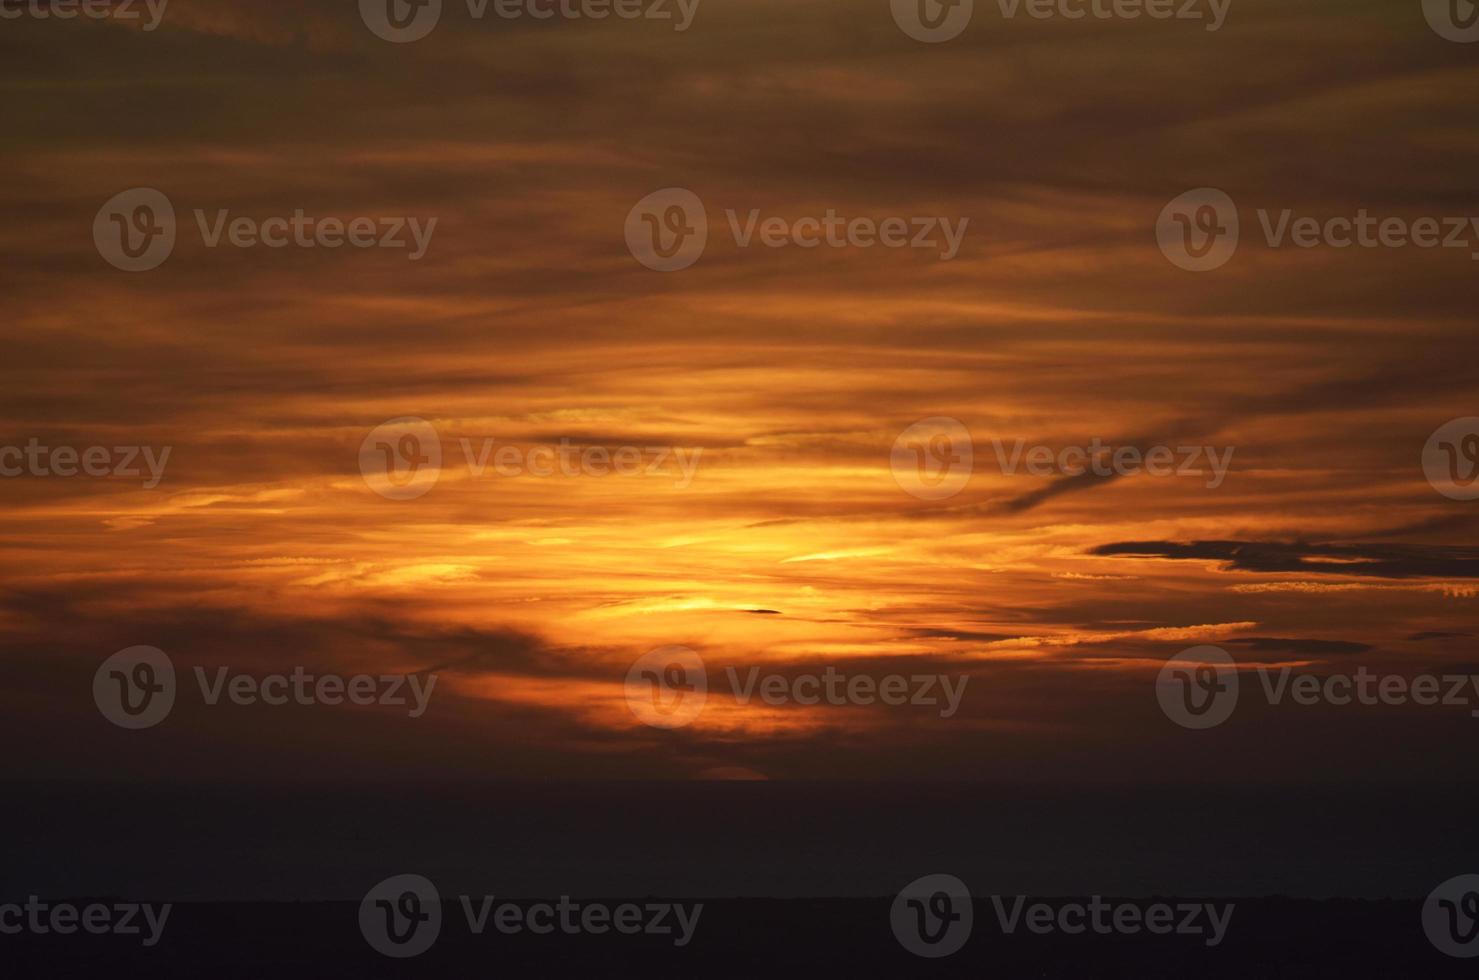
[1226,636,1373,656]
[1091,540,1479,579]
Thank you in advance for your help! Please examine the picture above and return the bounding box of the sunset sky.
[3,0,1478,787]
